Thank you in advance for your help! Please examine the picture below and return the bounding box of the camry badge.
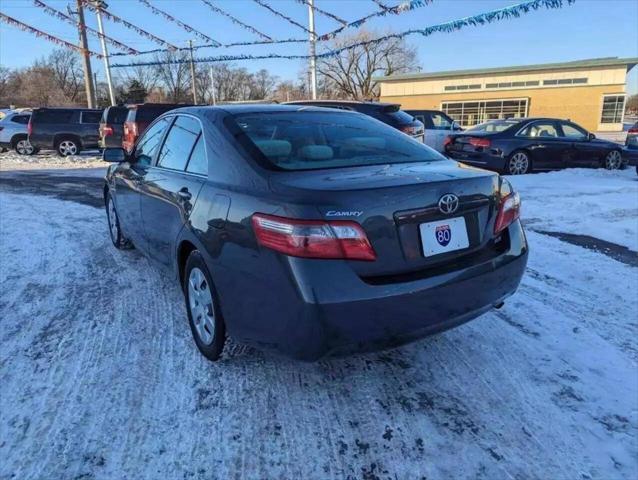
[438,194,459,215]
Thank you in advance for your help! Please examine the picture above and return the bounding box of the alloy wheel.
[604,150,622,170]
[188,268,216,346]
[508,152,529,175]
[59,140,78,156]
[107,197,119,245]
[16,139,34,155]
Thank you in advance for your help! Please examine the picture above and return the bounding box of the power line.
[83,2,178,50]
[32,0,139,55]
[137,0,221,46]
[200,0,272,41]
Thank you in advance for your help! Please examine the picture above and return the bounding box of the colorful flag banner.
[252,0,311,33]
[201,0,272,41]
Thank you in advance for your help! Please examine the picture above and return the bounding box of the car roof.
[168,104,357,116]
[284,100,399,108]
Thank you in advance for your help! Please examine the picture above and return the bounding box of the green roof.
[375,57,638,82]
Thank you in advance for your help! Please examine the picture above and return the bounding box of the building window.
[441,99,529,127]
[543,78,588,86]
[600,95,625,124]
[485,80,539,89]
[444,84,481,91]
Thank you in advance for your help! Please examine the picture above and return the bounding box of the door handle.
[177,188,192,201]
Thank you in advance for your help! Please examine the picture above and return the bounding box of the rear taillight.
[27,120,32,136]
[469,137,491,148]
[252,213,376,261]
[443,136,453,148]
[102,125,114,136]
[494,190,521,234]
[629,127,638,134]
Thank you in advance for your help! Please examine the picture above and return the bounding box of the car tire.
[603,150,622,170]
[505,150,531,175]
[56,137,81,157]
[184,250,226,362]
[14,137,35,156]
[105,191,133,250]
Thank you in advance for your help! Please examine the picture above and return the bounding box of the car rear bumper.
[217,219,528,361]
[445,149,506,171]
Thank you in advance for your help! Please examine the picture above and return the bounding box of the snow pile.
[0,149,104,170]
[508,168,638,251]
[0,169,637,479]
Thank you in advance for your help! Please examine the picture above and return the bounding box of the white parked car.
[405,109,463,152]
[0,111,37,155]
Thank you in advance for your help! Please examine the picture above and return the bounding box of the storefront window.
[600,95,625,124]
[441,99,529,127]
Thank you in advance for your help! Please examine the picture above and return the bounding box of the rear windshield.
[384,109,416,124]
[467,120,520,133]
[134,106,179,122]
[226,111,443,171]
[104,107,128,124]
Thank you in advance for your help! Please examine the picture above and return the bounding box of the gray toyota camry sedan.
[103,105,528,361]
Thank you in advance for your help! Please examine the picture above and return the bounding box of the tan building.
[377,57,638,132]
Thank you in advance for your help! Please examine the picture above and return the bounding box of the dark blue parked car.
[445,118,625,174]
[102,105,528,361]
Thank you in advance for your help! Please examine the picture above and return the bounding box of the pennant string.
[111,0,576,68]
[200,0,272,41]
[137,0,221,46]
[0,12,102,58]
[295,0,348,25]
[82,2,178,50]
[32,0,139,55]
[252,0,311,33]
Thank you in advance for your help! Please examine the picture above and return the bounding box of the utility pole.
[189,40,198,104]
[93,1,116,106]
[307,0,317,100]
[76,0,96,108]
[209,65,217,105]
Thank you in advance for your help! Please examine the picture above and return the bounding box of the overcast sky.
[1,0,637,93]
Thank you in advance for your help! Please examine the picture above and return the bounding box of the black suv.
[29,108,103,156]
[284,100,425,143]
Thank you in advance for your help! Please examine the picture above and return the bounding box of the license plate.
[420,217,469,257]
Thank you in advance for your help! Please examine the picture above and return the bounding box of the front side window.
[518,122,559,138]
[600,96,625,124]
[133,117,170,166]
[157,116,201,171]
[560,123,587,140]
[227,111,444,171]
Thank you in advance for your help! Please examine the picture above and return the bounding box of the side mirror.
[452,121,462,131]
[103,147,128,163]
[588,133,596,140]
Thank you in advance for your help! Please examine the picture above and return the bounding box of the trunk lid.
[269,160,501,278]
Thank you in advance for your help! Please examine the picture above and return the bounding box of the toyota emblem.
[438,194,459,215]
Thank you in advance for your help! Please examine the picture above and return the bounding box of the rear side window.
[157,116,201,171]
[34,110,75,123]
[11,115,30,124]
[81,111,102,124]
[227,111,443,171]
[186,136,207,175]
[133,117,171,166]
[384,109,415,124]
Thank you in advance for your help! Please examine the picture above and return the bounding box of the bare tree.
[250,69,278,100]
[48,49,83,102]
[153,51,191,103]
[119,64,158,95]
[316,30,420,100]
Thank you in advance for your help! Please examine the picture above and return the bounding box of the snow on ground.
[0,168,637,479]
[509,168,638,251]
[0,149,104,171]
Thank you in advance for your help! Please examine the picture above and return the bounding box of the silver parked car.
[0,111,37,155]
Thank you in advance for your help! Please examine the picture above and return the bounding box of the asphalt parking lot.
[1,164,637,480]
